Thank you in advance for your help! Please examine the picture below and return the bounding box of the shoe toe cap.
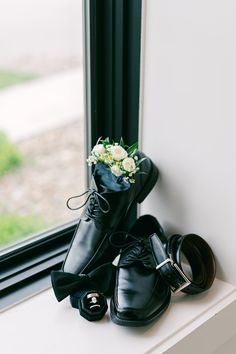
[115,307,144,321]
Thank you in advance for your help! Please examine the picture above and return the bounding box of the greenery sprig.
[87,137,145,183]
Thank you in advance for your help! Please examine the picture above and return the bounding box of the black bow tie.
[51,262,116,302]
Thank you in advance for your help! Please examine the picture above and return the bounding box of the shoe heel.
[136,161,159,204]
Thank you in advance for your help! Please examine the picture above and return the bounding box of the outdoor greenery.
[0,69,36,90]
[0,131,23,176]
[0,213,45,246]
[0,132,31,246]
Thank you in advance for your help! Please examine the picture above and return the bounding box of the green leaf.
[101,137,110,146]
[136,157,146,166]
[130,148,138,157]
[127,142,138,156]
[119,137,125,147]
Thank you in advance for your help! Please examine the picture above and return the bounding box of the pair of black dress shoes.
[51,151,216,326]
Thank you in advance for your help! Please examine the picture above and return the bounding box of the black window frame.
[0,0,142,311]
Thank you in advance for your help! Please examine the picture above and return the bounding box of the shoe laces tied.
[66,188,111,218]
[109,231,142,251]
[109,232,154,269]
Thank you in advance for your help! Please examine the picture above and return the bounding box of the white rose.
[110,145,127,161]
[111,165,122,177]
[92,144,105,156]
[122,157,136,172]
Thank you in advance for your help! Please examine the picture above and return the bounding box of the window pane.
[0,0,85,249]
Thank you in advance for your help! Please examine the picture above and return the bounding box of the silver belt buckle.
[156,257,191,293]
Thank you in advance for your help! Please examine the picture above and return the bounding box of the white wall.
[140,0,236,285]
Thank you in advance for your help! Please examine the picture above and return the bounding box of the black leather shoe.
[62,151,159,275]
[110,215,171,327]
[110,216,216,327]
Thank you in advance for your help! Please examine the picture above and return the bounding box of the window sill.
[0,220,77,311]
[1,278,236,354]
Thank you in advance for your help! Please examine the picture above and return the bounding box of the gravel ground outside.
[0,120,86,246]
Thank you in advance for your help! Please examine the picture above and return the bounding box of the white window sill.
[1,278,236,354]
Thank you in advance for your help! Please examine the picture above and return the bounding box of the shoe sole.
[109,291,171,327]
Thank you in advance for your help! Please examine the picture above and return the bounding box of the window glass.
[0,0,85,249]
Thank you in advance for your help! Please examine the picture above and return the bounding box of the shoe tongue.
[93,163,130,193]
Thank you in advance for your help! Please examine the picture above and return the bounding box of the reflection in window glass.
[0,0,85,248]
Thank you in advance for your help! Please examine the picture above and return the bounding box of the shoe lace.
[109,232,155,269]
[109,231,140,250]
[66,188,110,219]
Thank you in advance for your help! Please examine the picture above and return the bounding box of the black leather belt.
[150,233,216,294]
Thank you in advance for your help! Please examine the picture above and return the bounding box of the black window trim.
[0,0,142,311]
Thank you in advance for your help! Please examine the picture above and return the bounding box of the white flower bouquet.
[87,137,146,183]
